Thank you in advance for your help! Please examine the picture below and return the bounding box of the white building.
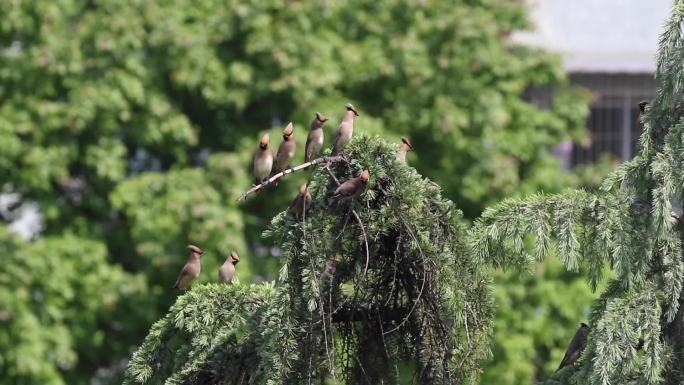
[516,0,671,166]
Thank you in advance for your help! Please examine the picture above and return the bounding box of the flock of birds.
[168,102,589,372]
[171,103,412,290]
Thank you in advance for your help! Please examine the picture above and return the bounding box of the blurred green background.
[0,1,612,384]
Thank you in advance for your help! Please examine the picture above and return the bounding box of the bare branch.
[238,155,345,201]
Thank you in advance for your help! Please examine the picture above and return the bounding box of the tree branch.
[238,155,345,201]
[331,305,408,323]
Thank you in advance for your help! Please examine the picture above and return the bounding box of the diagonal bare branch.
[238,155,345,201]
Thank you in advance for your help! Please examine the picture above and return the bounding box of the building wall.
[569,73,657,166]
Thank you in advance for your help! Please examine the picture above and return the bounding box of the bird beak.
[352,108,359,116]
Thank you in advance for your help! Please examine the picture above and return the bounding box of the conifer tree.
[124,137,492,385]
[472,2,684,384]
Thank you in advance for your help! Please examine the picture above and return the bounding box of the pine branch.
[238,155,345,200]
[330,305,408,323]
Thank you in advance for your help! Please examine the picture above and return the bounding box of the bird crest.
[187,244,205,256]
[259,133,270,148]
[283,122,294,138]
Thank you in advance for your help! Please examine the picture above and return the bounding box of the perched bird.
[218,251,240,283]
[172,245,205,290]
[397,137,413,163]
[331,103,359,155]
[288,183,312,218]
[273,122,296,186]
[557,323,589,371]
[305,112,328,162]
[637,100,649,134]
[329,170,370,204]
[253,133,273,186]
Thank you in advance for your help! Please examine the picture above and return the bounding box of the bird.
[331,103,359,155]
[329,170,369,205]
[218,251,240,283]
[288,183,312,218]
[637,100,649,134]
[253,133,273,187]
[397,137,413,163]
[273,122,296,187]
[172,245,205,290]
[305,112,328,162]
[557,323,589,371]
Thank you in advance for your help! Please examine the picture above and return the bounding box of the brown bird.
[557,323,589,371]
[172,245,205,290]
[288,183,312,218]
[218,251,240,283]
[253,133,273,186]
[273,122,296,186]
[331,103,359,155]
[305,112,328,162]
[638,100,649,134]
[397,137,413,163]
[329,170,369,204]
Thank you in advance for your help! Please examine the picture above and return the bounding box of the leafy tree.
[0,0,591,383]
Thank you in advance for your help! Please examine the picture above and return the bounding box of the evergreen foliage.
[125,137,493,384]
[472,2,684,384]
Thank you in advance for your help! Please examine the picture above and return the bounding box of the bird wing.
[273,143,284,172]
[334,179,356,197]
[332,131,342,152]
[305,134,313,161]
[557,327,588,370]
[172,264,192,289]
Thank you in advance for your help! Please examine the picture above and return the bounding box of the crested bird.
[172,245,205,290]
[329,170,369,205]
[557,323,589,371]
[253,133,273,187]
[288,183,312,218]
[218,251,240,283]
[305,112,328,162]
[273,122,296,187]
[331,103,359,155]
[397,137,413,163]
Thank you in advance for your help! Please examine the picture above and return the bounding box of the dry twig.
[238,155,344,200]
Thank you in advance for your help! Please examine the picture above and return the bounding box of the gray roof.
[513,0,672,73]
